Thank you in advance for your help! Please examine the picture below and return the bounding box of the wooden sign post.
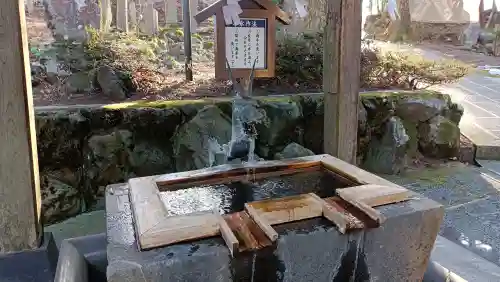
[195,0,291,80]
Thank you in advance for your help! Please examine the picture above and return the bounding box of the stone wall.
[35,91,463,224]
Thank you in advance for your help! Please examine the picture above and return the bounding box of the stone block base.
[106,183,443,282]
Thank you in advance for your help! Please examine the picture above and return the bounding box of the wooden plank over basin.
[128,154,411,254]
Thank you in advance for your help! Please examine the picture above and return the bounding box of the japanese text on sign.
[225,18,266,69]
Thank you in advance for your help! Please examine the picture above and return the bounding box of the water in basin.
[159,170,350,217]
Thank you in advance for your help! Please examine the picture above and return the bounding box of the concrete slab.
[106,182,443,282]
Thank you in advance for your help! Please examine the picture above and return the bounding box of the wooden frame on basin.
[128,154,411,254]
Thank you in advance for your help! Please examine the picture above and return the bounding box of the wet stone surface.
[106,177,443,282]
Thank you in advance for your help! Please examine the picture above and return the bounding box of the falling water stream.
[208,90,265,166]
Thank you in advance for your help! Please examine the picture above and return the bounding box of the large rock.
[418,116,460,158]
[82,108,124,130]
[122,107,183,142]
[172,105,232,172]
[65,72,93,94]
[363,117,409,174]
[300,95,324,154]
[362,95,395,132]
[36,110,90,170]
[274,142,315,160]
[41,169,82,224]
[360,92,464,163]
[442,102,464,124]
[83,130,135,201]
[395,96,449,123]
[83,129,173,201]
[96,65,127,100]
[255,98,303,158]
[129,142,173,176]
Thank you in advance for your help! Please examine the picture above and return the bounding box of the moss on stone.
[401,119,418,158]
[360,90,446,101]
[102,94,309,111]
[437,118,460,145]
[103,99,213,109]
[257,95,302,103]
[101,91,446,111]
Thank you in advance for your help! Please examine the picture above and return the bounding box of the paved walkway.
[435,73,500,159]
[381,162,500,268]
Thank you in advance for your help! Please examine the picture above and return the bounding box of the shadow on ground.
[380,162,500,266]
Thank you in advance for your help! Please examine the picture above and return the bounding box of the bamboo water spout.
[226,60,261,162]
[207,60,264,166]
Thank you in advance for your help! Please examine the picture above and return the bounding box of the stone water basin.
[105,155,443,282]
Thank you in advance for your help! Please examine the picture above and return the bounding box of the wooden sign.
[195,0,291,80]
[225,18,266,69]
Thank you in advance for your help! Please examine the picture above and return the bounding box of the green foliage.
[84,25,101,51]
[175,28,184,38]
[275,33,470,90]
[275,33,323,82]
[203,41,214,49]
[361,50,469,89]
[191,33,203,41]
[138,47,156,58]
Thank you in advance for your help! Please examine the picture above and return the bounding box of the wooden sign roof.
[195,0,292,25]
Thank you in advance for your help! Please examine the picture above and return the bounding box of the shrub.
[275,33,470,90]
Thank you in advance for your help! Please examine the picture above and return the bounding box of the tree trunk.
[480,0,485,28]
[389,0,411,42]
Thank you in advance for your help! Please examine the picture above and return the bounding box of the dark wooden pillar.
[323,0,362,164]
[0,0,42,252]
[480,0,485,28]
